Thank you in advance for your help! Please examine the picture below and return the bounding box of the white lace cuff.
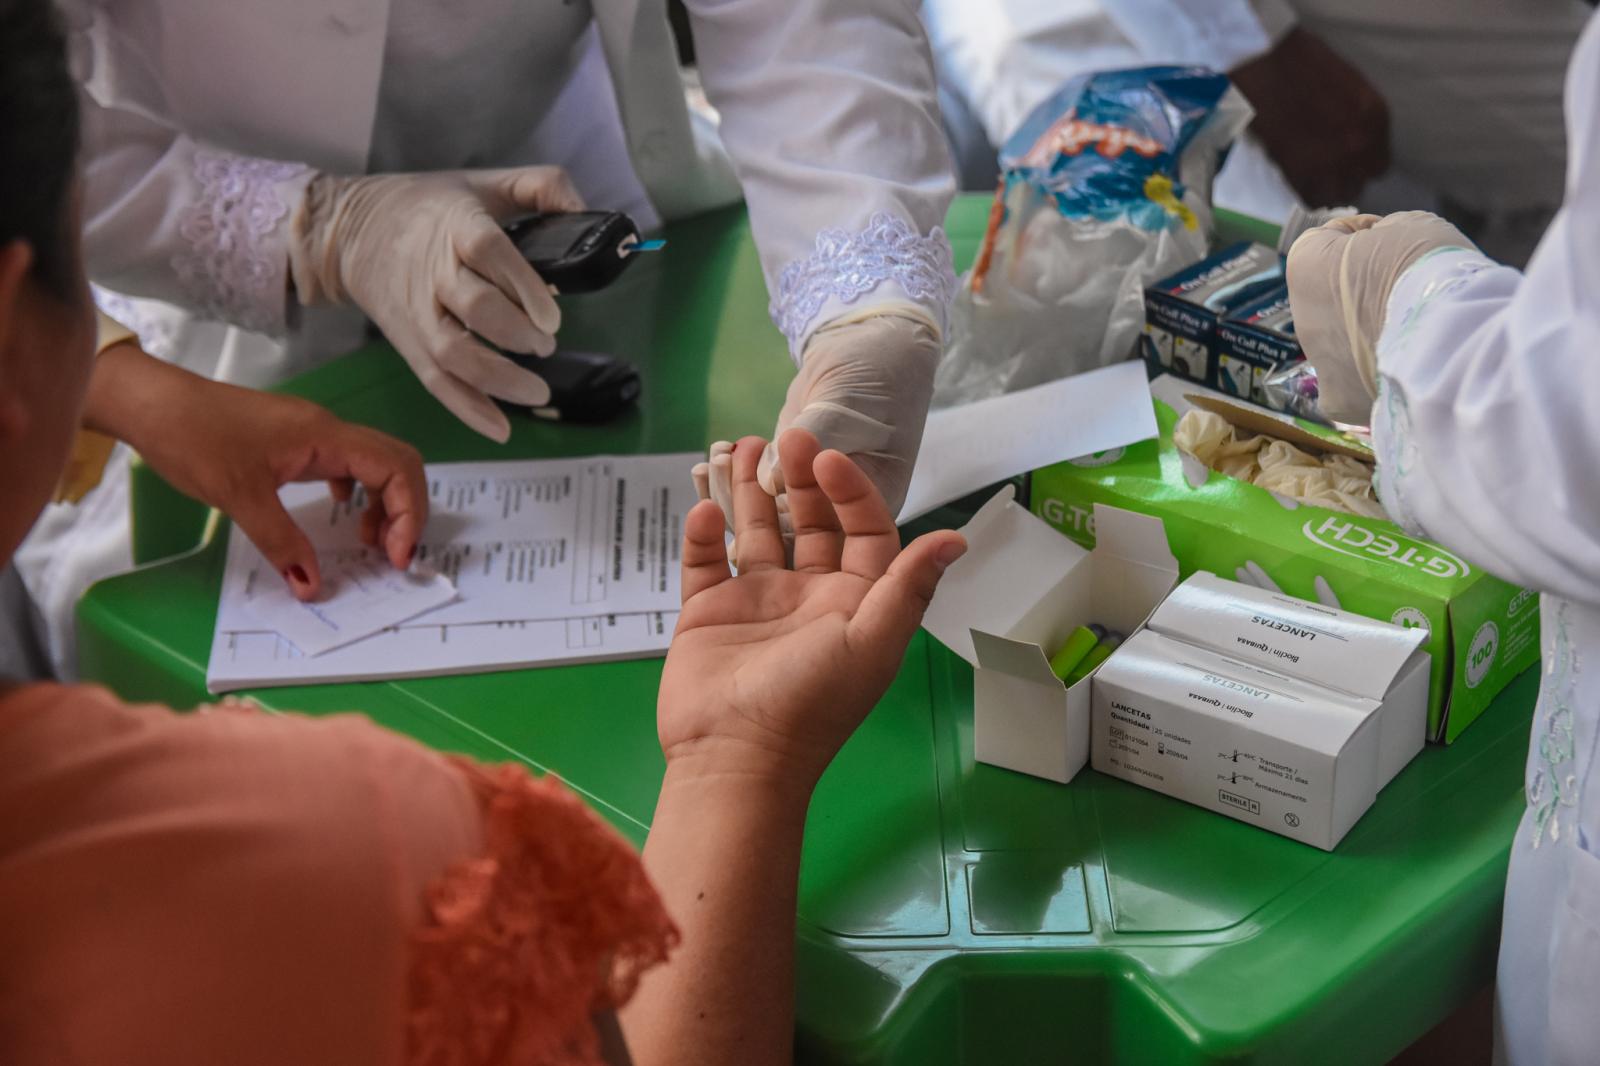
[1370,247,1498,541]
[770,212,958,357]
[1378,247,1494,365]
[1370,380,1428,540]
[170,151,313,336]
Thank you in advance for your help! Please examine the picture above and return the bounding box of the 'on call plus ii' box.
[1031,377,1539,743]
[1142,241,1283,388]
[1215,288,1301,405]
[1091,572,1431,849]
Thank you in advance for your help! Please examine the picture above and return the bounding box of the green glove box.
[1029,378,1539,743]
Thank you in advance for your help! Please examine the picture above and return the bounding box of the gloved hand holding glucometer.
[289,168,662,436]
[501,210,664,423]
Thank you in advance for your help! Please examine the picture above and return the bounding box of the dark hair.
[0,0,81,299]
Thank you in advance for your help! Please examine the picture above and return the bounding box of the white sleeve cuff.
[768,212,958,361]
[1371,246,1514,540]
[1376,247,1501,377]
[170,151,314,336]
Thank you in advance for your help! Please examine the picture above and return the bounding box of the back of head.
[0,0,87,568]
[0,0,79,300]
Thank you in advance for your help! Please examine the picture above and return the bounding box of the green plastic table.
[78,197,1533,1065]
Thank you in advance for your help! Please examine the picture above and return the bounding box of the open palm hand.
[658,431,966,787]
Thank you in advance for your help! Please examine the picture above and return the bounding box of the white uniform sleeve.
[79,91,313,337]
[1369,19,1600,606]
[682,0,958,358]
[1098,0,1295,72]
[922,0,1294,164]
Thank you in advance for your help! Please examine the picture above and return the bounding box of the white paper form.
[217,453,697,633]
[207,611,677,692]
[230,544,457,656]
[898,361,1158,522]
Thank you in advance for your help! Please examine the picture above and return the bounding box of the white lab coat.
[73,0,956,368]
[1365,13,1600,1064]
[22,0,956,678]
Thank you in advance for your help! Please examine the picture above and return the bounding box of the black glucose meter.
[498,211,660,423]
[504,210,662,294]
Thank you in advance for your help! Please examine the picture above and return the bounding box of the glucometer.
[497,211,658,424]
[504,210,664,294]
[507,349,641,424]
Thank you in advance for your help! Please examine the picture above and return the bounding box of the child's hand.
[657,430,966,791]
[87,345,427,601]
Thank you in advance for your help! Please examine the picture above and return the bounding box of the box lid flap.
[971,629,1062,686]
[1089,503,1180,575]
[922,485,1088,665]
[1187,393,1374,462]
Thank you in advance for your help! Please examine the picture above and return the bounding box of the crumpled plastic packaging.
[1261,359,1326,422]
[934,67,1252,407]
[1174,409,1386,518]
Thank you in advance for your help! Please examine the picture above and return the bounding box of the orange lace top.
[0,683,676,1066]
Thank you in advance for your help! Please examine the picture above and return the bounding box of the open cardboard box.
[1184,391,1373,460]
[922,489,1179,784]
[1030,375,1540,743]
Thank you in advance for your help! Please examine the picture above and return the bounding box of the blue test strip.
[635,239,666,252]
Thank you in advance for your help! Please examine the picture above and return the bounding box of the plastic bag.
[933,67,1251,407]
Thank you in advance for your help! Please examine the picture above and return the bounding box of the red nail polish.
[285,565,309,586]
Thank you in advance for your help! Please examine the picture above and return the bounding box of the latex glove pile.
[1285,211,1476,424]
[693,308,940,546]
[289,166,585,443]
[1174,409,1385,518]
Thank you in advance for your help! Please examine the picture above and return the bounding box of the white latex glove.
[1285,211,1476,425]
[692,439,780,570]
[289,166,585,442]
[692,308,939,554]
[762,308,939,515]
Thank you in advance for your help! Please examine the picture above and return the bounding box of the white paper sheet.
[217,454,696,633]
[231,546,457,656]
[208,453,698,691]
[898,361,1158,522]
[207,611,676,692]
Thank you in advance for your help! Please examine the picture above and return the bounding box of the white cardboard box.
[1091,572,1431,849]
[922,489,1180,784]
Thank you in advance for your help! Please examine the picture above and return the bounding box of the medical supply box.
[1092,572,1430,850]
[921,490,1179,784]
[1215,288,1302,405]
[1141,241,1282,389]
[1030,377,1540,743]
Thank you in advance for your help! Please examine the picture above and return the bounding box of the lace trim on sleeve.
[1529,600,1580,849]
[1370,250,1497,538]
[1371,379,1430,539]
[770,212,958,350]
[170,151,310,335]
[405,760,678,1066]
